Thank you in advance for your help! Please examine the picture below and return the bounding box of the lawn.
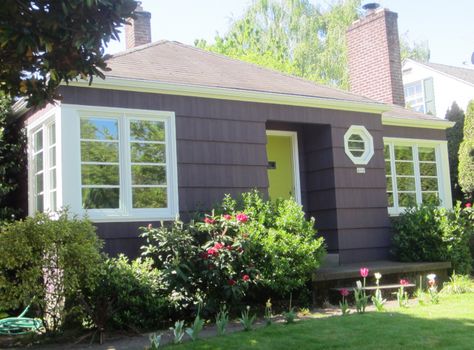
[174,293,474,350]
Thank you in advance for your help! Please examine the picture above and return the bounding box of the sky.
[106,0,474,68]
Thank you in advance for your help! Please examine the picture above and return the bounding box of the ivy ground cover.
[174,293,474,350]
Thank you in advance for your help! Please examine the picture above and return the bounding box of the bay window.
[384,138,452,215]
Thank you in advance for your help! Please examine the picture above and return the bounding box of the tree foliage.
[195,0,431,89]
[195,0,360,89]
[0,94,26,221]
[400,33,430,63]
[459,100,474,200]
[0,0,137,106]
[446,102,465,203]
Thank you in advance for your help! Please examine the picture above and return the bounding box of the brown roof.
[422,61,474,85]
[105,40,447,125]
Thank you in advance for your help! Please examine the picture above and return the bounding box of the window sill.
[84,209,179,223]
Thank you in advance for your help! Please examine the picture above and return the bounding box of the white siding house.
[402,59,474,118]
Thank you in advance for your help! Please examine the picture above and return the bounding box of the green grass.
[174,293,474,350]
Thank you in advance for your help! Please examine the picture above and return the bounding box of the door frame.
[266,130,302,205]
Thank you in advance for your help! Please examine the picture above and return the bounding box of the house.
[402,59,474,118]
[14,5,454,265]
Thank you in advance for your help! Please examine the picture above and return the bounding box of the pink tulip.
[360,267,369,278]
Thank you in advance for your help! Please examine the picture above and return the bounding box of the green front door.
[266,134,295,201]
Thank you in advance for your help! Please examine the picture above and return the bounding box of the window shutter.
[423,77,436,115]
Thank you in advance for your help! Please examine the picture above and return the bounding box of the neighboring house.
[13,6,453,265]
[402,59,474,118]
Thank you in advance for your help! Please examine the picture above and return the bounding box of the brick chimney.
[125,2,152,49]
[346,4,405,106]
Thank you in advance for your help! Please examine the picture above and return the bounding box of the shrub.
[0,210,102,332]
[446,101,465,203]
[223,191,326,295]
[392,203,473,274]
[458,100,474,201]
[80,255,168,332]
[441,274,474,295]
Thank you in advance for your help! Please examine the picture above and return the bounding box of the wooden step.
[331,283,416,292]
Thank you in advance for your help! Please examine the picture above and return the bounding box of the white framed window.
[28,114,58,214]
[384,138,452,216]
[61,105,179,222]
[404,81,425,113]
[344,125,374,165]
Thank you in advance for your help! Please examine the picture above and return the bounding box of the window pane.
[398,193,416,207]
[82,164,119,185]
[394,146,413,160]
[50,191,57,211]
[36,194,44,212]
[421,178,438,192]
[385,160,391,175]
[132,187,167,208]
[80,118,118,140]
[395,161,414,176]
[418,147,436,161]
[349,150,364,157]
[34,131,43,151]
[49,146,56,167]
[131,165,166,185]
[422,192,439,206]
[35,173,44,193]
[49,124,56,144]
[386,176,393,191]
[130,143,166,163]
[396,177,416,191]
[130,120,165,141]
[82,188,120,209]
[348,141,365,150]
[384,144,390,159]
[420,162,437,176]
[349,134,363,142]
[35,152,44,172]
[50,168,56,189]
[81,141,119,162]
[387,192,394,207]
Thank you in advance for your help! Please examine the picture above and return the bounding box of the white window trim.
[60,104,179,222]
[27,108,59,215]
[266,130,302,205]
[344,125,374,165]
[383,137,452,216]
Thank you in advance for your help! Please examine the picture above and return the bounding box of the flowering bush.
[221,190,326,296]
[392,203,473,274]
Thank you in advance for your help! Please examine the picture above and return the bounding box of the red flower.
[428,279,436,287]
[200,252,209,259]
[228,279,236,286]
[214,242,224,250]
[340,288,350,297]
[242,274,250,282]
[223,214,232,220]
[400,279,409,286]
[204,217,216,224]
[236,213,249,223]
[225,245,233,250]
[360,267,369,278]
[147,223,153,230]
[206,247,218,256]
[466,203,472,208]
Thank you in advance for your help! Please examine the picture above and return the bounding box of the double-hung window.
[384,138,451,215]
[74,107,178,221]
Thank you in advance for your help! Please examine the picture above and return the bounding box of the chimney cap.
[362,3,381,11]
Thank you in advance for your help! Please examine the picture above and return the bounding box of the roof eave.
[67,76,390,114]
[382,115,455,130]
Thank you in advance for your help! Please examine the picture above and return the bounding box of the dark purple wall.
[52,86,446,263]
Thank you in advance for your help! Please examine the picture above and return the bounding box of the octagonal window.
[344,125,374,165]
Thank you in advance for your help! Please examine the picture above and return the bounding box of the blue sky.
[106,0,474,68]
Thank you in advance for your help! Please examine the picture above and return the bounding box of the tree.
[195,0,431,90]
[0,94,26,221]
[0,0,137,106]
[446,102,465,203]
[195,0,360,89]
[458,100,474,201]
[399,33,430,63]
